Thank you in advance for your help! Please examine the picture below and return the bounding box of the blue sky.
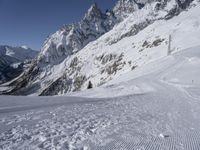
[0,0,117,50]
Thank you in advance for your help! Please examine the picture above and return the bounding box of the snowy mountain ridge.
[0,45,37,62]
[0,45,38,84]
[38,3,116,64]
[0,0,199,95]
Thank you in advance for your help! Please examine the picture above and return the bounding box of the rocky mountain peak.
[89,3,99,12]
[37,3,116,64]
[84,3,103,20]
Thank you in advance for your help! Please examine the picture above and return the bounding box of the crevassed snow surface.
[0,46,200,150]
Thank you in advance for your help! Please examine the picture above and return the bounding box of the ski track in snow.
[1,47,200,149]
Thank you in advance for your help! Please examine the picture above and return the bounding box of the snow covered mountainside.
[0,45,200,149]
[0,46,38,84]
[0,0,199,95]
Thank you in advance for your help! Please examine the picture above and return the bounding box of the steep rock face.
[1,0,197,95]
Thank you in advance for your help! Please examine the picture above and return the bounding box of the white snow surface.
[0,45,200,149]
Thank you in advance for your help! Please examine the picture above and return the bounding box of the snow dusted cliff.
[1,0,199,95]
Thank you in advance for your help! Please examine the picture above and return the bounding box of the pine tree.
[87,81,93,89]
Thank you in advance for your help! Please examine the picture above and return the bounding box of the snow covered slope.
[72,46,200,98]
[0,46,38,84]
[1,0,199,96]
[0,45,200,149]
